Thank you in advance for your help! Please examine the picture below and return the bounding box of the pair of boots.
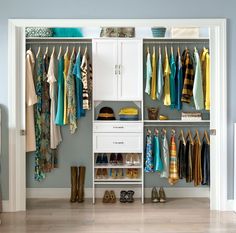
[70,166,86,203]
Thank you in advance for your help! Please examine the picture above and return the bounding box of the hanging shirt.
[63,53,70,125]
[144,130,154,172]
[156,52,164,100]
[193,139,202,186]
[73,53,85,119]
[160,131,169,178]
[168,134,179,185]
[193,49,204,110]
[145,51,152,95]
[66,50,77,134]
[55,57,64,126]
[181,49,194,103]
[150,50,157,100]
[201,48,210,111]
[34,53,45,181]
[175,52,183,110]
[178,139,186,179]
[169,52,176,109]
[25,50,37,152]
[163,52,171,106]
[47,52,62,149]
[153,130,163,172]
[201,140,210,185]
[81,51,90,110]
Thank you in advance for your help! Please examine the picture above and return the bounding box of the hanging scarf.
[201,140,210,185]
[193,139,202,186]
[168,133,179,185]
[185,139,194,183]
[178,139,186,179]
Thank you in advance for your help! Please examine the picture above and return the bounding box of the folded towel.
[119,107,138,115]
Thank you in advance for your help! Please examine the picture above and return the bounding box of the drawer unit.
[93,133,143,153]
[93,122,143,133]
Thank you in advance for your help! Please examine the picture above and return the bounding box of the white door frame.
[7,19,227,211]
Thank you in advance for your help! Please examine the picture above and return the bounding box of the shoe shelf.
[94,178,142,182]
[94,165,142,169]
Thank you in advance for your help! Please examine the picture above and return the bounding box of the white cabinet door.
[92,39,118,100]
[118,39,143,100]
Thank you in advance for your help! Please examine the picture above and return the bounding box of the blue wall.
[0,0,235,200]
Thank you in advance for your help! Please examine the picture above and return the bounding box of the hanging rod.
[144,124,209,127]
[26,41,92,45]
[143,41,209,44]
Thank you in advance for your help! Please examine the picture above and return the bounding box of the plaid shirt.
[181,49,194,103]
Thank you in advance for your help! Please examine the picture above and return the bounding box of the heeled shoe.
[133,154,140,165]
[102,154,108,165]
[126,169,133,179]
[110,153,117,165]
[102,168,108,178]
[96,155,102,165]
[96,168,102,179]
[132,169,139,179]
[109,190,116,203]
[117,153,123,165]
[103,190,110,203]
[151,187,159,203]
[117,168,123,179]
[110,168,116,179]
[159,187,166,203]
[120,190,127,203]
[126,190,135,203]
[125,154,133,165]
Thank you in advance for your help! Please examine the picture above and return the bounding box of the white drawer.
[93,122,143,133]
[93,133,143,153]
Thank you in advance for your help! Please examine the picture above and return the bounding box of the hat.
[97,107,116,120]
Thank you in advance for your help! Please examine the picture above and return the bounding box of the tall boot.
[77,166,86,203]
[70,166,78,202]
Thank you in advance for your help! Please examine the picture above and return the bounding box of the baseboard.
[2,200,10,212]
[26,187,210,199]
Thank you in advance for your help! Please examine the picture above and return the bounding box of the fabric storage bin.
[25,27,53,37]
[171,27,200,38]
[52,28,83,37]
[151,27,166,37]
[100,27,135,38]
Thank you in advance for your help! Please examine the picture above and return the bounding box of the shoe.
[96,168,102,179]
[110,168,116,179]
[77,166,86,203]
[70,166,78,202]
[120,190,127,203]
[117,168,123,179]
[102,154,108,164]
[109,190,116,203]
[125,154,133,165]
[151,187,159,203]
[133,154,141,165]
[110,153,117,165]
[159,187,166,203]
[102,168,108,178]
[132,169,139,179]
[117,153,123,165]
[103,190,110,203]
[126,169,133,179]
[126,190,135,203]
[96,154,102,165]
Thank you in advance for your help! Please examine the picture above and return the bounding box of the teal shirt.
[145,52,152,95]
[55,57,64,126]
[170,53,176,109]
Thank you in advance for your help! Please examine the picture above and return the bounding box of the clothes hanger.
[77,46,81,59]
[57,46,62,60]
[147,128,152,136]
[171,45,174,56]
[64,46,69,58]
[194,129,201,145]
[186,129,194,145]
[177,46,180,56]
[84,45,88,55]
[159,46,161,56]
[203,130,210,145]
[153,46,155,55]
[70,46,75,59]
[165,46,168,57]
[154,128,159,136]
[147,46,150,54]
[36,46,41,58]
[178,129,186,145]
[162,128,167,136]
[43,46,48,59]
[51,46,55,57]
[171,128,176,137]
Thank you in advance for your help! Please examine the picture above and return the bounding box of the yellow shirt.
[63,53,70,124]
[163,53,171,106]
[151,50,157,100]
[201,48,210,111]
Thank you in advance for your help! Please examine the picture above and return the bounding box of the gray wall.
[0,0,235,200]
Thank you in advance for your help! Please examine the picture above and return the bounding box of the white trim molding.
[26,188,210,199]
[8,18,227,212]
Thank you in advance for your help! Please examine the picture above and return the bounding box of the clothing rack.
[143,41,209,44]
[144,124,209,127]
[26,41,92,45]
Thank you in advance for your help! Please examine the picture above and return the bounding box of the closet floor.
[1,198,236,233]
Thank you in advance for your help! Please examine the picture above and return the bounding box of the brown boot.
[77,166,86,203]
[70,166,78,202]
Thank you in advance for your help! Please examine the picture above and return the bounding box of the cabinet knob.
[118,65,121,75]
[113,141,124,144]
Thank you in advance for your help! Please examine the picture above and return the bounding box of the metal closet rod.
[26,41,91,45]
[143,41,209,44]
[144,124,210,127]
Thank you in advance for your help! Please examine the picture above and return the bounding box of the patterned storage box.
[25,27,53,37]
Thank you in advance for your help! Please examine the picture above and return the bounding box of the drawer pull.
[113,126,124,129]
[113,141,124,144]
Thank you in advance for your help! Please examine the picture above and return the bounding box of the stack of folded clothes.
[119,107,139,121]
